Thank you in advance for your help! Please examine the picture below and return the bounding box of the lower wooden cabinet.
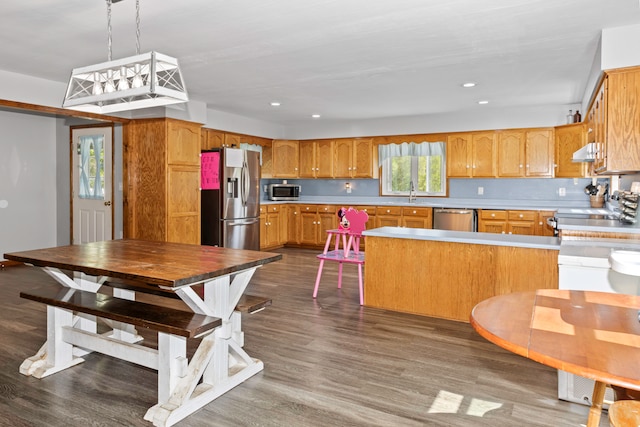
[376,206,403,227]
[506,210,537,235]
[286,205,301,245]
[537,211,556,236]
[401,207,433,228]
[260,205,282,249]
[265,203,554,250]
[478,210,508,233]
[478,209,549,236]
[298,205,338,246]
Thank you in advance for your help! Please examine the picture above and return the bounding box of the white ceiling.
[1,0,640,125]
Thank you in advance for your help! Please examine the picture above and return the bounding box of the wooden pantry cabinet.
[124,118,201,244]
[272,139,300,178]
[554,123,589,178]
[299,140,335,178]
[496,128,554,177]
[447,132,496,178]
[334,138,375,178]
[589,66,640,174]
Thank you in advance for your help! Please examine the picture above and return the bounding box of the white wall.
[0,69,67,108]
[204,108,286,139]
[602,24,640,70]
[285,104,581,140]
[0,110,58,258]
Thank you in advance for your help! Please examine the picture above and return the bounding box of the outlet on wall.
[559,187,566,197]
[477,187,484,195]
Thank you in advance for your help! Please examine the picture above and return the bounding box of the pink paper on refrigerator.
[201,152,220,190]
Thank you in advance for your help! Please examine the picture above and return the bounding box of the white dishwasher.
[557,240,640,406]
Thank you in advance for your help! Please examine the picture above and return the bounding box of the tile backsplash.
[261,177,605,204]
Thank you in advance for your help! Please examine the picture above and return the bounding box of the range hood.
[572,142,597,162]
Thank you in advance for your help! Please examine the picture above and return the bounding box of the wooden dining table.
[4,239,282,427]
[470,289,640,427]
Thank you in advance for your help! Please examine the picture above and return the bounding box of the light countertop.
[363,226,560,250]
[261,196,588,211]
[556,217,640,234]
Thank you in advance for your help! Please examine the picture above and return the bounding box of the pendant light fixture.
[62,0,188,114]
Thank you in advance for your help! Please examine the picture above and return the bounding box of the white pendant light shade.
[63,51,188,114]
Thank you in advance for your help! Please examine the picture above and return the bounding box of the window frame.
[380,153,447,197]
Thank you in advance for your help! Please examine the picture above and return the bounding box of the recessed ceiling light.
[462,82,476,88]
[311,114,321,119]
[478,100,489,105]
[270,102,281,107]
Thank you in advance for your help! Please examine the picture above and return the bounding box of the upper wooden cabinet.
[525,129,554,177]
[299,140,335,178]
[124,118,201,245]
[200,128,224,150]
[496,128,553,177]
[447,132,496,178]
[472,132,497,177]
[447,133,472,177]
[590,67,640,174]
[272,139,299,178]
[554,123,588,178]
[497,130,525,177]
[334,138,374,178]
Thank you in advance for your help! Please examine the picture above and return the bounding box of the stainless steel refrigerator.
[201,148,261,250]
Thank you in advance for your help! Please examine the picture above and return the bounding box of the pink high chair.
[313,207,368,305]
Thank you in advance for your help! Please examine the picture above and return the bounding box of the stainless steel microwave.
[268,184,300,201]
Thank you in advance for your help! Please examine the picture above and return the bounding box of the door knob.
[104,201,112,206]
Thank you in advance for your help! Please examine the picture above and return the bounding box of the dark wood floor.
[0,248,608,426]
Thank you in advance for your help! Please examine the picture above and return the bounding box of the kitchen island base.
[364,234,558,321]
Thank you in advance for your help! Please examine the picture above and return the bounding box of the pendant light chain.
[136,0,141,55]
[106,0,113,61]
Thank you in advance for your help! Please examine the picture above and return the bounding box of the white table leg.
[145,267,263,427]
[110,288,143,343]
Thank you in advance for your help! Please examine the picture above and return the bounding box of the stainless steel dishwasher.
[433,208,477,231]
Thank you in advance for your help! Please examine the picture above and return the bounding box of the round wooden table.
[471,289,640,427]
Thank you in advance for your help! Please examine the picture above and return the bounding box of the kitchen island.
[362,227,559,321]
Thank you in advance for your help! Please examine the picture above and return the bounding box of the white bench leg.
[20,305,84,378]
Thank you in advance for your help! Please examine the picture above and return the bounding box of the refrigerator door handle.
[241,157,250,206]
[227,218,260,227]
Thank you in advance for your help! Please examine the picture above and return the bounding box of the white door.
[72,126,113,244]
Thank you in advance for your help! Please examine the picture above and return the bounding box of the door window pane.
[78,135,105,200]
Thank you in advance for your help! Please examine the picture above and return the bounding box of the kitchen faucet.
[409,180,416,203]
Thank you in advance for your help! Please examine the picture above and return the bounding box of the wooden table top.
[471,289,640,391]
[4,239,283,288]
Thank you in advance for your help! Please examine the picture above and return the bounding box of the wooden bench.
[103,279,272,314]
[20,286,221,338]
